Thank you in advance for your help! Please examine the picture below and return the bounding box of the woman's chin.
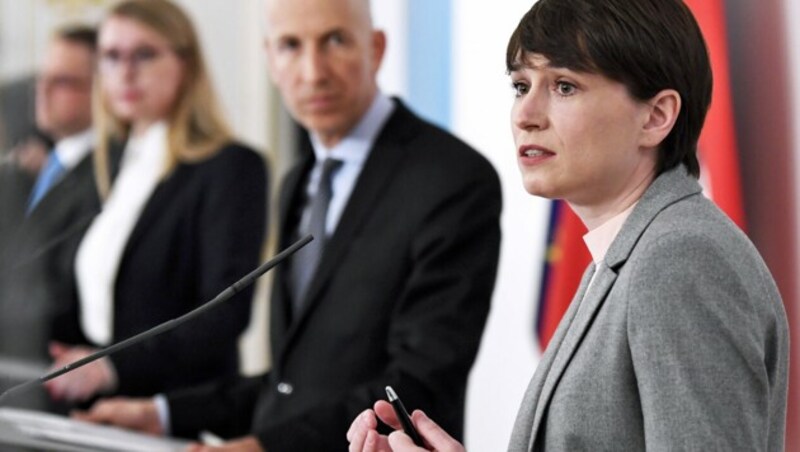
[521,180,556,199]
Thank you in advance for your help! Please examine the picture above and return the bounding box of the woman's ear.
[640,89,681,148]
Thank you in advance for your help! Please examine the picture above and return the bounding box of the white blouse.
[75,122,168,345]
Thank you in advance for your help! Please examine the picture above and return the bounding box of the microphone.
[0,234,313,404]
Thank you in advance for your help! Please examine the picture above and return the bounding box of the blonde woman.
[46,0,268,402]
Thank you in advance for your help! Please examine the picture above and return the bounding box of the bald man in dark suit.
[76,0,502,450]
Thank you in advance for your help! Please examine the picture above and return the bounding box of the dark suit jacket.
[0,154,100,362]
[0,75,36,150]
[169,100,502,450]
[61,143,268,397]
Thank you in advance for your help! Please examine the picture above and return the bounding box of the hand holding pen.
[346,387,466,452]
[385,386,425,446]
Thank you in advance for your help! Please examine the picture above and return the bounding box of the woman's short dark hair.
[506,0,712,177]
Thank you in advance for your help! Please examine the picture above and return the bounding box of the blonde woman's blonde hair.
[94,0,232,198]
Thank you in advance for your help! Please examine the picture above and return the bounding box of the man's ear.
[371,30,387,73]
[640,89,681,149]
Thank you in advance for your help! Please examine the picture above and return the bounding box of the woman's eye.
[131,46,158,64]
[511,81,529,97]
[555,81,576,96]
[101,49,121,63]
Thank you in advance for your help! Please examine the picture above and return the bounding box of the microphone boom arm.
[0,234,313,404]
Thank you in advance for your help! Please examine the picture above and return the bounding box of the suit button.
[277,382,294,395]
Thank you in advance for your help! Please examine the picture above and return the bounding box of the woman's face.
[510,53,658,215]
[98,16,185,132]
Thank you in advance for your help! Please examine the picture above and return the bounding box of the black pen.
[385,386,425,447]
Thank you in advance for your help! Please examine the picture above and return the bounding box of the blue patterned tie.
[27,151,65,213]
[289,158,343,313]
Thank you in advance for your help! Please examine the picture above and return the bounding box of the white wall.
[449,1,546,449]
[372,0,408,98]
[167,0,273,152]
[0,0,109,80]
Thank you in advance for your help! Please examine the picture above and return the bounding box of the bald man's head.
[264,0,373,31]
[262,0,386,147]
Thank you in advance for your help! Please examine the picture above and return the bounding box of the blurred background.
[0,0,796,450]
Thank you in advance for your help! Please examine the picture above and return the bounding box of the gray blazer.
[509,166,789,451]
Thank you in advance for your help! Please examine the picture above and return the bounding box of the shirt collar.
[583,202,638,265]
[310,92,394,166]
[54,128,94,170]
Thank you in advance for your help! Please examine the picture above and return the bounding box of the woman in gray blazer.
[347,0,789,450]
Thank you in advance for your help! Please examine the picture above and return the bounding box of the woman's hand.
[347,400,465,452]
[72,397,163,436]
[347,404,393,452]
[185,436,264,452]
[45,342,117,402]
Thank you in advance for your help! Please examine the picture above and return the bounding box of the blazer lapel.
[603,166,702,269]
[26,153,93,222]
[123,175,173,254]
[279,100,419,352]
[524,166,703,449]
[297,139,406,308]
[528,264,617,446]
[271,155,314,352]
[508,264,593,452]
[18,156,98,260]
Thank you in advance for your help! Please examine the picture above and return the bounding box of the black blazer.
[169,100,502,450]
[63,143,268,397]
[0,154,100,361]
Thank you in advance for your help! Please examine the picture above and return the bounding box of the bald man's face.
[264,0,385,148]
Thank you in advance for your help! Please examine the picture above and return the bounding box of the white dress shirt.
[580,202,638,297]
[53,128,94,171]
[75,122,168,345]
[301,92,395,236]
